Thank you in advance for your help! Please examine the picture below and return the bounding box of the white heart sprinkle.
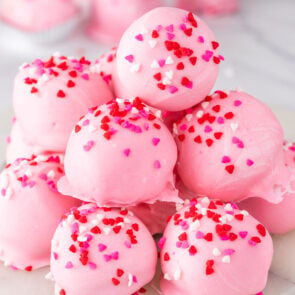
[174,268,181,280]
[213,247,221,256]
[196,110,204,118]
[201,102,209,109]
[222,255,231,263]
[130,63,141,73]
[164,273,172,281]
[149,40,157,48]
[230,123,238,131]
[151,60,160,69]
[166,56,174,65]
[163,77,172,85]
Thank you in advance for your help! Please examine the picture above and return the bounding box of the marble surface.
[0,0,295,294]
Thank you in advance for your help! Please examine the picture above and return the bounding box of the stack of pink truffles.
[1,6,294,295]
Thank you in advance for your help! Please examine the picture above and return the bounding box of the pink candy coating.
[13,54,114,153]
[115,7,220,111]
[0,0,79,32]
[0,156,80,270]
[175,90,289,203]
[88,0,162,44]
[50,203,157,295]
[239,141,295,234]
[6,118,62,164]
[58,98,179,206]
[160,198,273,295]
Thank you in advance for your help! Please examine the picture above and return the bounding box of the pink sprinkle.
[81,73,89,80]
[223,249,235,256]
[158,237,166,249]
[220,235,229,241]
[196,231,204,239]
[125,55,134,63]
[180,221,189,230]
[217,117,225,124]
[232,136,240,144]
[82,119,90,126]
[143,122,149,130]
[10,265,18,271]
[204,125,212,133]
[89,262,97,270]
[133,275,138,283]
[202,50,213,62]
[156,25,163,31]
[239,231,248,239]
[1,189,6,197]
[112,251,119,260]
[83,140,95,152]
[53,252,58,260]
[179,23,186,30]
[169,86,178,94]
[247,159,254,166]
[222,156,231,163]
[6,136,11,144]
[124,241,131,248]
[135,34,143,41]
[180,124,187,131]
[98,243,107,252]
[123,148,131,157]
[219,55,225,61]
[181,241,189,249]
[65,261,73,269]
[256,292,263,295]
[165,24,174,32]
[158,59,166,67]
[198,36,205,43]
[154,160,161,169]
[167,33,175,40]
[234,100,242,107]
[104,255,112,262]
[176,241,182,248]
[152,138,160,146]
[248,240,257,246]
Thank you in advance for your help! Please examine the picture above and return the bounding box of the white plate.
[0,105,295,295]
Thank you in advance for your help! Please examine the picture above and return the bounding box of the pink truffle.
[115,7,221,111]
[175,90,289,203]
[175,0,239,16]
[0,0,79,32]
[6,118,62,163]
[239,141,295,234]
[0,155,80,270]
[58,98,179,206]
[50,203,157,295]
[88,0,162,44]
[160,198,273,295]
[13,54,114,153]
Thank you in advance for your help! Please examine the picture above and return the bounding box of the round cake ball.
[87,0,162,44]
[0,0,79,32]
[50,203,157,295]
[0,155,80,270]
[160,198,273,295]
[239,141,295,234]
[58,97,179,206]
[115,7,222,111]
[175,90,289,203]
[92,47,117,91]
[6,118,62,163]
[13,54,114,152]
